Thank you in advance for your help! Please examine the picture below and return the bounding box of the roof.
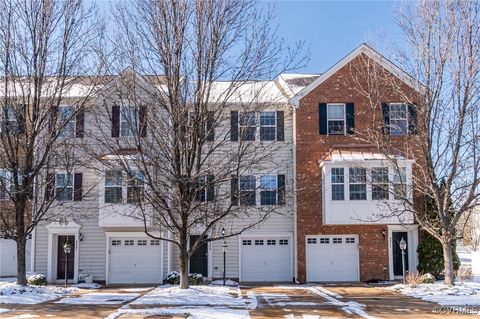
[277,73,320,98]
[319,149,412,167]
[209,80,288,104]
[289,43,423,107]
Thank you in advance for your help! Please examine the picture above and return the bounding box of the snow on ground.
[106,307,250,319]
[0,283,77,304]
[389,281,480,306]
[0,278,17,286]
[210,279,239,286]
[130,284,244,307]
[72,283,102,289]
[0,308,10,314]
[2,314,39,319]
[56,292,139,305]
[119,287,153,292]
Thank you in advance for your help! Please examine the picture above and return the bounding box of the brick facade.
[295,53,422,282]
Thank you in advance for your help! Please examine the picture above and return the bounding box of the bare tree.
[0,0,99,285]
[350,1,480,285]
[90,0,305,288]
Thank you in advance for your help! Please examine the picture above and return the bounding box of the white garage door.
[109,237,162,284]
[240,237,291,282]
[306,235,359,282]
[0,239,31,276]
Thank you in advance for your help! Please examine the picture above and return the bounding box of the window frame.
[55,172,74,202]
[393,167,407,200]
[331,167,345,201]
[389,103,408,136]
[259,175,278,206]
[58,105,76,138]
[104,170,124,204]
[120,105,139,137]
[259,111,277,141]
[326,103,346,135]
[126,170,145,204]
[371,167,389,201]
[348,167,367,200]
[238,111,256,141]
[239,175,256,206]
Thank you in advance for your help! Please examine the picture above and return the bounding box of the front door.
[392,231,409,277]
[57,235,75,280]
[189,235,208,277]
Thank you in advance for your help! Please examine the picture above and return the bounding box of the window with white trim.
[333,237,343,244]
[105,170,123,204]
[127,170,144,204]
[327,103,345,135]
[371,167,389,200]
[393,167,407,200]
[349,167,367,200]
[254,239,264,245]
[319,238,330,244]
[331,168,344,200]
[56,173,73,201]
[1,106,16,133]
[120,106,138,137]
[240,175,256,206]
[389,103,408,136]
[260,175,277,205]
[346,237,355,244]
[59,106,75,138]
[242,240,252,246]
[259,112,276,141]
[307,238,317,244]
[267,239,276,245]
[239,112,256,141]
[279,239,288,245]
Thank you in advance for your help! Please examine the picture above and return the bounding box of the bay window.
[371,167,389,200]
[349,167,367,200]
[331,167,345,200]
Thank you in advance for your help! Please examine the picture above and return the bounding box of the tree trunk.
[442,239,455,285]
[16,237,27,286]
[179,242,189,289]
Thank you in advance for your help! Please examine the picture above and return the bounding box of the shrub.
[405,272,422,288]
[188,273,203,285]
[27,274,47,286]
[417,232,460,278]
[163,271,204,285]
[456,266,472,283]
[420,273,435,284]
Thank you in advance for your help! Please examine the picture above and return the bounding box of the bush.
[163,271,204,285]
[456,266,472,283]
[27,274,47,286]
[405,272,422,288]
[417,232,460,278]
[420,273,435,284]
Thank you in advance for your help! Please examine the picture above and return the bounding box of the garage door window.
[242,240,252,245]
[137,240,147,246]
[151,240,160,246]
[279,239,288,245]
[124,240,134,246]
[307,238,317,244]
[267,239,276,245]
[346,237,355,244]
[112,240,121,246]
[333,238,343,244]
[319,238,330,244]
[254,240,264,245]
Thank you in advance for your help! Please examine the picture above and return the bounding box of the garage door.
[0,239,31,276]
[240,237,291,282]
[109,237,162,284]
[306,235,359,282]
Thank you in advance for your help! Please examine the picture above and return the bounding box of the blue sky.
[270,1,402,73]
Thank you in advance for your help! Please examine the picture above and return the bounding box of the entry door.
[189,235,208,276]
[392,232,409,277]
[57,235,75,280]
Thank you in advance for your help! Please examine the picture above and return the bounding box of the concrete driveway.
[0,283,475,319]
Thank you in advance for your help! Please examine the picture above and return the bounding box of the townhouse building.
[0,44,423,284]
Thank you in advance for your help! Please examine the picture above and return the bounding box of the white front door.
[240,237,291,282]
[0,239,31,276]
[109,237,162,284]
[306,235,359,282]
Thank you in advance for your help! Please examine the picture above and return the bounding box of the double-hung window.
[0,169,10,200]
[127,170,144,204]
[393,167,407,199]
[327,104,345,135]
[239,112,256,141]
[349,167,367,200]
[371,167,389,200]
[239,175,256,206]
[259,112,276,141]
[195,175,207,202]
[105,170,123,204]
[260,175,277,205]
[389,103,408,135]
[56,173,73,201]
[331,168,345,200]
[120,106,138,137]
[1,106,16,133]
[58,106,75,138]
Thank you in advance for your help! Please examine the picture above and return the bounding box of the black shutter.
[346,103,355,135]
[73,173,83,201]
[408,104,417,135]
[319,103,327,135]
[230,111,238,141]
[75,107,84,138]
[230,175,238,206]
[139,105,147,137]
[17,105,26,134]
[49,105,59,135]
[276,111,284,141]
[46,173,55,200]
[277,174,285,205]
[111,105,120,137]
[381,103,390,135]
[206,174,214,201]
[206,112,214,141]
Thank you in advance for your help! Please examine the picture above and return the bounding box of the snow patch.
[3,315,39,319]
[0,284,77,304]
[0,308,10,314]
[72,283,102,289]
[119,287,153,292]
[210,279,239,286]
[245,291,257,310]
[56,292,139,305]
[105,306,250,319]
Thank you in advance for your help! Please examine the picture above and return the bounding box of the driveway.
[0,283,475,318]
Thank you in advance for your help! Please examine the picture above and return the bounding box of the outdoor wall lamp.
[382,230,386,239]
[79,233,84,242]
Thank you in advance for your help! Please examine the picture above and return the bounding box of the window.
[111,240,121,246]
[259,112,276,141]
[327,104,345,135]
[254,239,264,245]
[242,240,252,246]
[279,239,288,245]
[346,238,355,244]
[1,106,16,133]
[120,106,138,137]
[331,168,345,200]
[239,112,256,141]
[372,167,389,200]
[150,239,160,246]
[195,175,207,202]
[59,106,75,138]
[240,175,256,206]
[260,175,277,205]
[307,238,317,244]
[267,239,276,245]
[389,103,408,135]
[127,170,144,204]
[349,167,367,200]
[105,170,123,204]
[393,167,407,199]
[319,238,330,244]
[124,240,134,246]
[137,240,147,246]
[333,238,343,244]
[0,169,10,200]
[56,173,73,201]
